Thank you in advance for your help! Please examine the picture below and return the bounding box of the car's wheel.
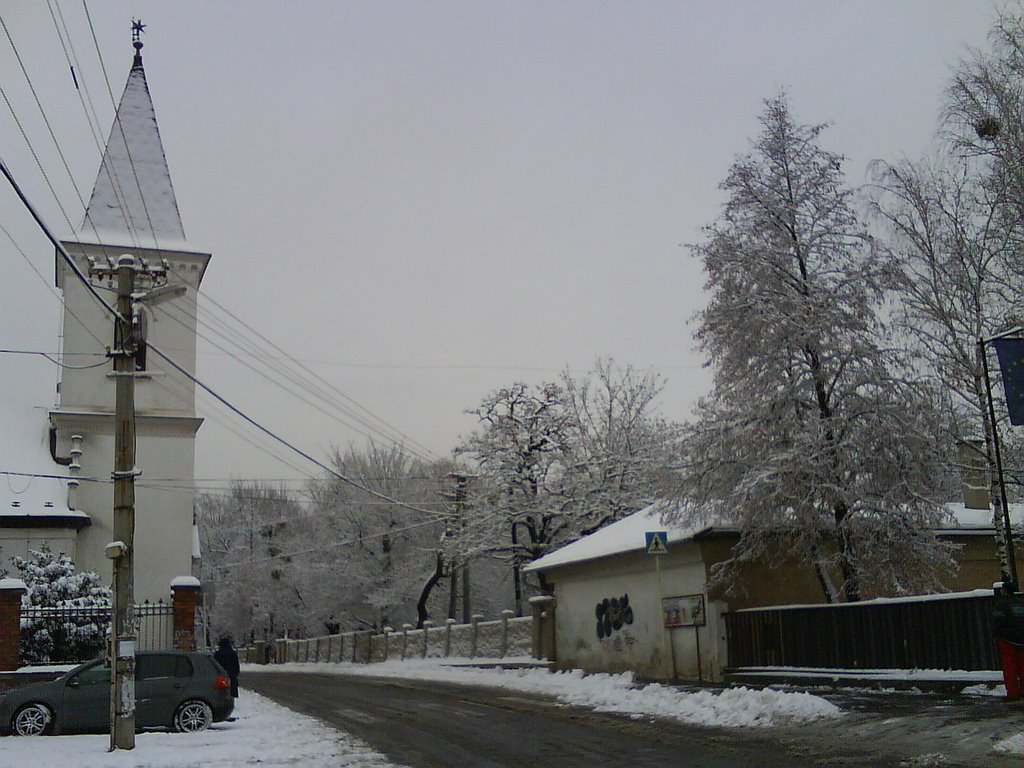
[12,703,53,736]
[173,699,213,733]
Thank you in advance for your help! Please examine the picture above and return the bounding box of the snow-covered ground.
[0,691,403,768]
[2,658,1022,765]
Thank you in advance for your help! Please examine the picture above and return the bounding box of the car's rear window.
[136,654,192,680]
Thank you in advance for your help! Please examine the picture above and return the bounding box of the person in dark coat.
[992,581,1024,700]
[214,636,240,698]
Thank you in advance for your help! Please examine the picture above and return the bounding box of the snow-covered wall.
[545,544,727,683]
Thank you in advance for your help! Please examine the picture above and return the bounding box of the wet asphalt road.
[243,672,859,768]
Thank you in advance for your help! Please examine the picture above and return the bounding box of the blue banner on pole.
[993,337,1024,426]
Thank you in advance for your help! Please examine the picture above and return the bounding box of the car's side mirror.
[67,678,79,688]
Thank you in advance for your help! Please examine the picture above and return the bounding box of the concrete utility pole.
[444,473,471,622]
[90,254,183,751]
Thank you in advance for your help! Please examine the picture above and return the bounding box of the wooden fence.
[724,589,998,671]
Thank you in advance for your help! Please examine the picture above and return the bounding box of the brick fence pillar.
[0,579,27,671]
[171,577,202,652]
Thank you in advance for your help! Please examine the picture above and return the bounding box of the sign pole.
[646,531,674,681]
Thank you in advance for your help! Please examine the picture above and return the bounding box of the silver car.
[0,651,235,736]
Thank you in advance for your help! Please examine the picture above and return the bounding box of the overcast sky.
[0,1,1003,487]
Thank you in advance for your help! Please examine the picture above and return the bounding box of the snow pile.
[961,682,1005,697]
[249,659,841,727]
[995,733,1024,755]
[0,691,403,768]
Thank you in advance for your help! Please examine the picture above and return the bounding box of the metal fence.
[724,590,998,671]
[19,601,175,663]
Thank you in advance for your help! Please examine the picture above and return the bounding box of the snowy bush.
[15,545,112,664]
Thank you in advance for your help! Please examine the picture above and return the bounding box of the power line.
[0,348,108,369]
[158,266,440,463]
[155,299,438,465]
[0,222,108,350]
[183,275,442,462]
[1,15,448,498]
[2,156,446,521]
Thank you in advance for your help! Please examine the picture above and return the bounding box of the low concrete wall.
[263,613,535,666]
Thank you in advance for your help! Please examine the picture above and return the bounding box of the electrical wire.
[0,348,108,369]
[177,273,441,462]
[155,299,438,464]
[2,15,451,505]
[0,222,108,350]
[3,153,448,519]
[5,11,444,472]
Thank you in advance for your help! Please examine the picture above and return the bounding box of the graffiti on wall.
[595,594,634,640]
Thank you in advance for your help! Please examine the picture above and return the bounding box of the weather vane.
[131,18,146,43]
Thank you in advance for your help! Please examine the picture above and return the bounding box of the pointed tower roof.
[76,26,192,251]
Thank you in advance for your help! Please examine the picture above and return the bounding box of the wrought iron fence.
[19,601,174,664]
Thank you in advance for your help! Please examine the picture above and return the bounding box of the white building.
[2,34,207,603]
[524,504,730,683]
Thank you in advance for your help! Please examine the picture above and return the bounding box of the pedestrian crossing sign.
[645,531,668,555]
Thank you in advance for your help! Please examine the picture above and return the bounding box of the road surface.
[244,671,873,767]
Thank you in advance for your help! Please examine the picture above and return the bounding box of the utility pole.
[91,254,182,751]
[445,473,471,622]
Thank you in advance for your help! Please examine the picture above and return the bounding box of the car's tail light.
[216,674,230,691]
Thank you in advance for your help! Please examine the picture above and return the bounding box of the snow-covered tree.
[674,95,954,603]
[458,359,677,605]
[198,481,314,642]
[937,6,1024,580]
[309,442,454,630]
[562,358,679,532]
[15,545,111,664]
[869,154,1024,582]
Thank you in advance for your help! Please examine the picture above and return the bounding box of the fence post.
[445,618,455,657]
[0,579,27,672]
[422,621,432,658]
[383,627,393,661]
[529,596,556,661]
[171,577,202,652]
[275,638,287,664]
[500,609,514,657]
[470,614,484,658]
[401,626,413,663]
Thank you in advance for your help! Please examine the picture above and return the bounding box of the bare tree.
[675,95,954,603]
[869,154,1024,581]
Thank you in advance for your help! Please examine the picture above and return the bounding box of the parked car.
[0,651,234,736]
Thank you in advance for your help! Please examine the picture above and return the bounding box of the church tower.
[50,28,210,603]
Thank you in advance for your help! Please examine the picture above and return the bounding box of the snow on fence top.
[731,588,994,613]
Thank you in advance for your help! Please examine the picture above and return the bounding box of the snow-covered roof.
[525,500,1024,573]
[76,46,193,253]
[0,356,87,524]
[943,501,1024,532]
[524,503,726,573]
